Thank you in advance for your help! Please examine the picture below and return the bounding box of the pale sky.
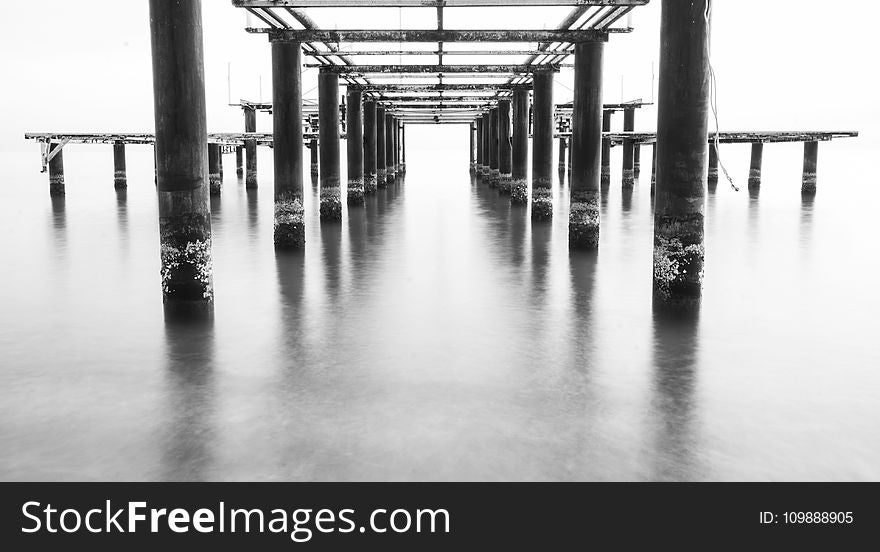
[1,1,877,152]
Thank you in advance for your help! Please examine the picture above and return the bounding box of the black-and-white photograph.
[1,0,877,492]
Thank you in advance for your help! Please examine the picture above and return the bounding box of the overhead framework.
[232,0,644,120]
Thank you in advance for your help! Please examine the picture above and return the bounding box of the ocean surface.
[1,127,878,481]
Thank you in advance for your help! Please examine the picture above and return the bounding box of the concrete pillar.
[748,142,764,190]
[488,107,500,186]
[149,0,213,319]
[235,146,243,177]
[531,70,554,220]
[653,0,709,314]
[376,106,387,187]
[113,141,127,189]
[802,141,818,195]
[319,69,341,220]
[708,142,718,190]
[481,112,491,178]
[244,106,258,188]
[208,143,222,196]
[363,99,378,193]
[346,87,364,205]
[498,98,512,194]
[48,143,64,197]
[558,137,567,174]
[385,112,397,182]
[569,41,604,250]
[622,107,635,188]
[601,110,612,187]
[511,88,530,204]
[272,39,305,248]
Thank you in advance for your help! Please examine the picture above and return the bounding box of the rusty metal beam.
[307,64,567,73]
[263,29,610,43]
[303,49,574,57]
[363,84,527,92]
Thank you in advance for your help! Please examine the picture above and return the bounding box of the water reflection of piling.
[649,314,701,481]
[161,321,215,481]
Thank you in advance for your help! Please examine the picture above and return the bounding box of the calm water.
[1,128,878,481]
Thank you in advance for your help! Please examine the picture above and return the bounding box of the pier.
[23,0,860,318]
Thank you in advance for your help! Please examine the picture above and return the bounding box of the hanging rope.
[705,0,738,191]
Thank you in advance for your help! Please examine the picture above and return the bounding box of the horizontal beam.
[236,1,647,6]
[364,84,527,92]
[304,49,574,57]
[263,29,610,43]
[374,95,505,102]
[311,64,565,74]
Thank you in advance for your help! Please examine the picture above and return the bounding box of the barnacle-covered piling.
[531,70,554,219]
[653,0,709,314]
[272,38,305,247]
[569,41,604,249]
[150,0,214,319]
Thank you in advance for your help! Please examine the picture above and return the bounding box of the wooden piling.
[481,112,491,178]
[363,99,378,193]
[511,87,529,204]
[208,143,222,196]
[650,144,657,196]
[385,112,396,182]
[531,69,554,220]
[346,87,365,205]
[48,143,64,197]
[622,107,635,188]
[401,124,406,171]
[475,117,483,173]
[309,138,319,177]
[707,143,718,190]
[569,41,604,249]
[376,106,387,187]
[469,121,476,172]
[244,105,258,188]
[498,98,512,194]
[558,137,567,174]
[113,141,127,189]
[653,0,709,314]
[235,146,243,177]
[748,142,763,190]
[633,143,641,178]
[601,110,612,187]
[319,69,342,220]
[802,140,818,195]
[488,107,499,186]
[149,0,213,319]
[272,39,305,247]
